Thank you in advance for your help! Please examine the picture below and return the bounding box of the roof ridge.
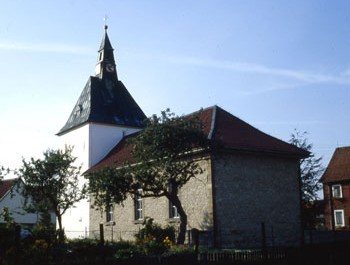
[207,105,217,140]
[0,178,19,201]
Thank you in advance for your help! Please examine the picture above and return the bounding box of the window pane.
[135,189,143,220]
[332,185,342,198]
[106,204,113,222]
[169,201,179,218]
[335,210,344,226]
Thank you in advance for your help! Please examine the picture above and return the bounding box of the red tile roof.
[201,106,308,156]
[87,106,309,173]
[0,178,17,200]
[321,146,350,183]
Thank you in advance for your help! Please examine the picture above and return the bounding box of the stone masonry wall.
[213,152,302,248]
[89,158,213,242]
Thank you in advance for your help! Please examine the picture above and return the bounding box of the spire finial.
[103,15,108,31]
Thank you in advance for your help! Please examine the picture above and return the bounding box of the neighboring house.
[322,146,350,230]
[59,25,308,248]
[0,178,55,228]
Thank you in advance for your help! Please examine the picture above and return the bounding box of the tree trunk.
[178,210,187,244]
[171,194,187,244]
[57,213,65,243]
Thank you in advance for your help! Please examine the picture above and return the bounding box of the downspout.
[209,156,218,248]
[208,106,218,248]
[329,184,335,231]
[298,165,305,246]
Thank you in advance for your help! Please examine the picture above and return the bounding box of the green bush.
[31,222,56,244]
[68,238,100,257]
[0,225,15,250]
[135,217,175,255]
[112,240,139,260]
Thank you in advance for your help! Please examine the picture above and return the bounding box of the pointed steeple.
[57,26,147,136]
[95,25,118,80]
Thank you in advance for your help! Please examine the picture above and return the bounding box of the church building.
[57,25,146,238]
[58,26,308,248]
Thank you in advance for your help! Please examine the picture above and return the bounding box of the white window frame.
[168,182,180,219]
[106,204,114,223]
[135,188,143,220]
[332,184,343,198]
[334,209,345,227]
[169,201,180,219]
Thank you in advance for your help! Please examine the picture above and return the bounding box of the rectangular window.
[168,182,180,219]
[106,204,113,223]
[332,184,343,198]
[169,201,179,219]
[135,189,143,220]
[334,209,345,227]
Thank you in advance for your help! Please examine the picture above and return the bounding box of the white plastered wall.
[59,123,141,239]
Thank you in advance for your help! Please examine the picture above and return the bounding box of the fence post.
[99,223,105,264]
[261,222,268,263]
[191,228,199,254]
[14,225,21,265]
[99,223,104,245]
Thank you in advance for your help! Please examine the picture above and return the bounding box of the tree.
[0,165,9,182]
[289,130,323,202]
[18,146,86,243]
[88,109,211,244]
[289,130,324,229]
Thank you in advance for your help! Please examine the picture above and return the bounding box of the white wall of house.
[0,182,55,227]
[88,123,140,167]
[59,123,141,238]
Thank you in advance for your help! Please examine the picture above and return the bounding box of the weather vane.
[103,15,108,30]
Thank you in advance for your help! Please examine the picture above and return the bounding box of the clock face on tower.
[106,64,115,73]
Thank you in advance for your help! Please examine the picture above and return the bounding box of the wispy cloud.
[0,40,92,54]
[163,55,350,86]
[253,120,330,126]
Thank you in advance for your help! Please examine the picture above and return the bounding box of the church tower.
[57,25,146,238]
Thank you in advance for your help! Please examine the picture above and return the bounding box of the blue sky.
[1,1,349,183]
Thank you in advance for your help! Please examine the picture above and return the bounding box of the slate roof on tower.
[57,26,146,135]
[86,105,309,173]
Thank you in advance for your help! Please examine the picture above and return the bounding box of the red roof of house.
[321,146,350,183]
[87,106,309,173]
[0,178,17,200]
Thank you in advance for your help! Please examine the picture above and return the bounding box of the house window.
[106,204,113,223]
[134,189,143,220]
[334,209,345,227]
[168,182,179,219]
[169,201,179,219]
[332,184,343,198]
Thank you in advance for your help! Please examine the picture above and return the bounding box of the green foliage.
[289,130,324,230]
[0,207,16,229]
[111,240,138,260]
[21,239,54,265]
[87,109,211,244]
[0,225,15,251]
[129,109,209,194]
[88,166,131,210]
[0,165,9,181]
[135,217,175,255]
[67,238,139,261]
[289,130,324,202]
[31,213,57,245]
[17,146,86,243]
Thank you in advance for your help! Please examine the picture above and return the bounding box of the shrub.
[112,240,138,260]
[135,217,175,255]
